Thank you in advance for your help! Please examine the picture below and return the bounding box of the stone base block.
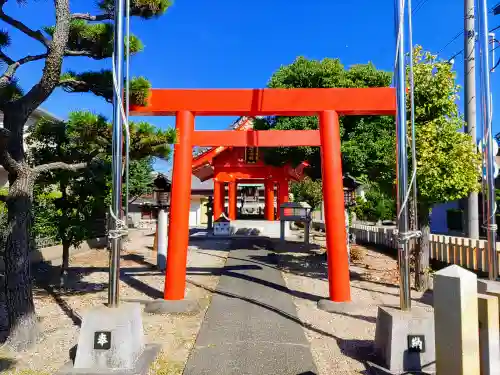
[371,305,435,374]
[61,303,150,372]
[478,279,500,294]
[144,299,200,314]
[58,344,161,375]
[317,299,367,315]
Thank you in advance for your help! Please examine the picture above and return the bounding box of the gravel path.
[273,240,433,375]
[0,229,231,375]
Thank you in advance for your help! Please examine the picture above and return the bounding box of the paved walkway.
[184,239,317,375]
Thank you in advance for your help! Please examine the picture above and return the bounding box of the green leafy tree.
[28,111,175,285]
[353,186,395,222]
[410,46,481,290]
[0,0,171,347]
[254,57,394,183]
[258,50,481,291]
[128,158,154,204]
[290,177,323,210]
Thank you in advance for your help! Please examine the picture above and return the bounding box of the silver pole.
[464,0,480,239]
[395,0,411,310]
[479,0,498,280]
[124,0,130,226]
[109,0,125,307]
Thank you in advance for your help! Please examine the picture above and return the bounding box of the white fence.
[351,223,500,274]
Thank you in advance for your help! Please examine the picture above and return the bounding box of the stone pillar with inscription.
[434,265,480,375]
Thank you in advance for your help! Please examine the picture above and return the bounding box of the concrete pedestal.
[144,299,200,315]
[371,305,435,374]
[58,303,159,375]
[317,299,367,315]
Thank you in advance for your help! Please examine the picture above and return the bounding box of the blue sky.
[3,0,500,172]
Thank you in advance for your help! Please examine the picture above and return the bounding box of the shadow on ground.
[0,357,16,372]
[27,237,416,372]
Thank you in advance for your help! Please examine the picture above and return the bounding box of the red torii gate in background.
[131,87,396,304]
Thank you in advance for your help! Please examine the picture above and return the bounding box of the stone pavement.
[184,238,317,375]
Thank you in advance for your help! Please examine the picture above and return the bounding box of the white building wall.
[189,197,202,227]
[0,109,60,188]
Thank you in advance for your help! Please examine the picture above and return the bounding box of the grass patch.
[148,355,184,375]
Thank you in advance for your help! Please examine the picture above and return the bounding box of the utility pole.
[464,0,480,239]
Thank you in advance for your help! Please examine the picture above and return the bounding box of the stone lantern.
[153,174,171,271]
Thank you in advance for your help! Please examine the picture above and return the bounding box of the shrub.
[353,186,395,222]
[350,245,366,262]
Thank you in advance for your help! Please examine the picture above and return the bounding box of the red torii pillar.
[165,111,194,299]
[130,87,397,304]
[319,111,350,302]
[228,180,238,220]
[264,179,275,221]
[213,179,224,220]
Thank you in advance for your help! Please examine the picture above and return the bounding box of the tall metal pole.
[109,0,125,307]
[464,0,480,239]
[479,0,498,280]
[124,0,130,226]
[395,0,411,310]
[408,0,418,229]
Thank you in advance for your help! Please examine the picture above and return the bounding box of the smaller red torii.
[130,87,396,305]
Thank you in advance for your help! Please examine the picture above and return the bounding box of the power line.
[413,0,431,14]
[443,24,500,64]
[437,31,464,54]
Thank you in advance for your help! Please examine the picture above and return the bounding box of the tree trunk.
[60,241,70,287]
[59,181,69,287]
[414,205,431,291]
[3,166,38,350]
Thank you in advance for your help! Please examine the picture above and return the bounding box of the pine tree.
[0,0,171,349]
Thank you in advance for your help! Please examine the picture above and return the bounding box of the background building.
[0,108,61,187]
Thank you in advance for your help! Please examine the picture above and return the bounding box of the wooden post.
[153,222,158,252]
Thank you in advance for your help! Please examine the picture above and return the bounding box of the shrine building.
[191,116,308,221]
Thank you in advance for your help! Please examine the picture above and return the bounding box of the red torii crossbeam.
[130,88,396,304]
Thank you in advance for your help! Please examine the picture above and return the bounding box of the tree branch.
[0,50,14,65]
[64,50,99,58]
[34,161,88,174]
[16,0,71,115]
[71,13,111,21]
[0,8,49,48]
[0,195,6,203]
[0,128,20,174]
[0,52,47,87]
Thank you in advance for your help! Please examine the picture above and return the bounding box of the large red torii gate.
[131,87,396,303]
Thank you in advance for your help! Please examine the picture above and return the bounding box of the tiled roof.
[164,170,214,191]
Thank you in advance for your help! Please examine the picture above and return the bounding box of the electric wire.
[413,0,431,14]
[437,31,464,55]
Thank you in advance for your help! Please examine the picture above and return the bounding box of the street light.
[153,174,171,271]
